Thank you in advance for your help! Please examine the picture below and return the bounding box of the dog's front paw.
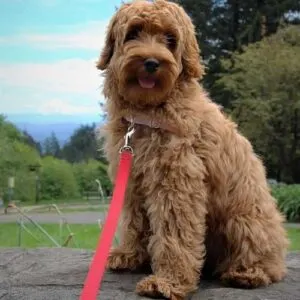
[107,248,145,271]
[136,275,184,300]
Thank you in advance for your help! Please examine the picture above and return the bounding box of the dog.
[97,0,289,299]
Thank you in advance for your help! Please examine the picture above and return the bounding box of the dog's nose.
[144,58,160,73]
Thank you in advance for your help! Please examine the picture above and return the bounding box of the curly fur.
[97,0,289,299]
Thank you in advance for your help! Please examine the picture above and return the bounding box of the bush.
[271,184,300,222]
[13,141,41,202]
[0,137,41,202]
[40,156,80,200]
[73,159,112,196]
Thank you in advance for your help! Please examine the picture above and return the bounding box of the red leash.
[80,126,135,300]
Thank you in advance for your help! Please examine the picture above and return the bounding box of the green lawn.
[0,223,299,251]
[0,223,102,249]
[288,228,300,251]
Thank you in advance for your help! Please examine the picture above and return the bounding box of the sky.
[0,0,123,122]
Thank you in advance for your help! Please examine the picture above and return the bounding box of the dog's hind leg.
[218,216,288,288]
[220,257,287,288]
[107,190,150,271]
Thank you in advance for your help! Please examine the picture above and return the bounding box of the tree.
[0,115,22,141]
[172,0,213,61]
[216,25,300,183]
[43,132,61,158]
[73,159,112,196]
[0,116,41,202]
[0,115,110,202]
[174,0,300,107]
[40,156,80,200]
[61,124,105,163]
[22,130,42,155]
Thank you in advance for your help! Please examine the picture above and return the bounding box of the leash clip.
[120,121,135,154]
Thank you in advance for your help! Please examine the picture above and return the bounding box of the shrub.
[73,159,112,196]
[0,137,41,202]
[40,156,80,200]
[271,184,300,222]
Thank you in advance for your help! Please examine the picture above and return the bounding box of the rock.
[0,248,299,300]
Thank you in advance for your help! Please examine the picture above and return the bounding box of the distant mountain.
[6,113,104,145]
[7,113,102,124]
[16,123,87,145]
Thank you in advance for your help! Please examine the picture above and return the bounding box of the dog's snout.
[144,58,160,73]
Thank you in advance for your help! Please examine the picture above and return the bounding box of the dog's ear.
[96,18,116,70]
[181,22,204,80]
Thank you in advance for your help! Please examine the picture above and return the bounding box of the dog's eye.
[124,27,141,43]
[165,33,177,50]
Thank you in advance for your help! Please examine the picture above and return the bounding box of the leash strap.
[80,132,134,299]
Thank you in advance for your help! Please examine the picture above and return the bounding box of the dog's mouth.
[138,76,156,89]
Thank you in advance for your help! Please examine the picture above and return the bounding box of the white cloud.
[0,58,106,115]
[0,58,103,95]
[0,20,109,51]
[39,0,108,5]
[0,19,110,115]
[25,98,99,115]
[0,89,104,115]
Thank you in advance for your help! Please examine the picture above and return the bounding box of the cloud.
[0,19,110,115]
[25,98,100,115]
[0,58,103,95]
[0,88,103,115]
[0,58,105,115]
[0,20,109,51]
[39,0,108,5]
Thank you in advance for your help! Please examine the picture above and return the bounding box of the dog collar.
[123,114,179,134]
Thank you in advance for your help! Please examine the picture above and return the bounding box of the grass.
[0,223,102,249]
[287,228,300,251]
[0,223,299,251]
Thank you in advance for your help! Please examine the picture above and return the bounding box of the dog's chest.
[126,128,178,181]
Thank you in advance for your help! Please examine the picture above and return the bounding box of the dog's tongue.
[138,77,156,89]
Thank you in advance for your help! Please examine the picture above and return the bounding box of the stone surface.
[0,248,299,300]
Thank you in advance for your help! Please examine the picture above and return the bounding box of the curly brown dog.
[97,0,289,299]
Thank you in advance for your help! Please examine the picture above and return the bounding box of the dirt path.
[0,211,106,224]
[0,210,299,227]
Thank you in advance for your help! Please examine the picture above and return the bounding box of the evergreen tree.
[43,132,61,158]
[174,0,300,106]
[22,130,42,155]
[61,124,104,163]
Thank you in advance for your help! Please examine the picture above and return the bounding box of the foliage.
[11,142,41,202]
[174,0,300,106]
[272,184,300,222]
[43,132,61,158]
[22,130,42,155]
[61,124,105,163]
[73,159,112,196]
[0,116,41,202]
[216,25,300,183]
[0,115,22,141]
[40,156,80,200]
[0,115,111,203]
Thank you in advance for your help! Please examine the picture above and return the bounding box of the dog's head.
[97,0,203,107]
